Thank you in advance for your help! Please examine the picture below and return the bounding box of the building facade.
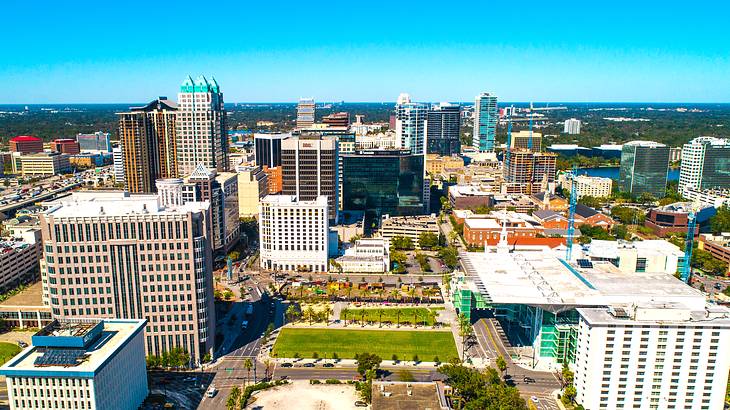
[0,319,148,410]
[117,98,178,193]
[473,92,498,152]
[296,98,315,129]
[619,141,669,198]
[176,76,228,175]
[394,93,428,155]
[259,195,329,273]
[77,132,111,152]
[426,102,461,156]
[678,136,730,192]
[18,152,71,177]
[236,165,268,217]
[281,137,339,222]
[558,173,613,199]
[0,239,40,292]
[254,133,290,168]
[379,214,439,248]
[509,130,542,152]
[9,136,43,154]
[40,191,216,363]
[322,112,350,127]
[112,147,125,185]
[698,233,730,275]
[504,150,557,194]
[563,118,581,135]
[336,238,390,273]
[50,139,80,155]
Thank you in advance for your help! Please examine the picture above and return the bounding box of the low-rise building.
[574,204,616,230]
[425,154,464,175]
[557,173,612,199]
[532,209,569,230]
[336,238,390,273]
[18,152,71,177]
[0,238,41,292]
[645,202,715,237]
[581,239,684,276]
[259,195,329,273]
[530,192,569,211]
[379,214,439,249]
[0,318,148,410]
[462,211,565,248]
[50,138,80,155]
[682,187,730,208]
[698,233,730,275]
[448,185,493,210]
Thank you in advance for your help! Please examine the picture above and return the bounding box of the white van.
[206,385,218,398]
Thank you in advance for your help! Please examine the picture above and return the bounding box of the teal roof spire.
[180,76,194,93]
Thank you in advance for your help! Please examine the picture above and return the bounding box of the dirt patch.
[246,380,360,410]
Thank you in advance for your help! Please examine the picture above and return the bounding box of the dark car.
[281,362,293,368]
[523,376,535,383]
[355,401,368,407]
[323,363,335,368]
[303,363,316,368]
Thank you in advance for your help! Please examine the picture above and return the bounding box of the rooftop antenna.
[505,105,514,175]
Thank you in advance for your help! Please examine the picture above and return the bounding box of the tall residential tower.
[426,102,461,156]
[473,92,498,152]
[678,136,730,192]
[394,93,428,155]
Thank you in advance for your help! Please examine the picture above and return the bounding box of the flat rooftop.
[0,281,47,309]
[0,319,145,377]
[460,247,705,313]
[371,381,447,410]
[45,191,209,218]
[584,239,684,259]
[578,305,730,327]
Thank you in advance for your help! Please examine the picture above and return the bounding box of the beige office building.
[40,191,215,364]
[18,152,71,177]
[236,165,267,217]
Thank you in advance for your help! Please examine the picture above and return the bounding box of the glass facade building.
[619,141,669,198]
[342,150,425,217]
[473,92,498,152]
[426,102,461,156]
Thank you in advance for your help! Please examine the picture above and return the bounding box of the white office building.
[678,136,730,192]
[259,195,329,272]
[336,238,390,273]
[580,240,684,276]
[563,118,581,135]
[574,304,730,410]
[0,319,148,410]
[296,98,315,129]
[681,187,730,208]
[558,173,613,199]
[394,93,428,155]
[112,146,125,184]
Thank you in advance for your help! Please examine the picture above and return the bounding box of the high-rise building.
[473,92,498,152]
[281,137,339,222]
[254,133,290,168]
[678,136,730,192]
[112,146,125,185]
[322,112,350,128]
[296,98,315,129]
[0,319,149,410]
[394,93,428,155]
[50,139,80,155]
[426,102,461,156]
[40,191,216,363]
[117,98,178,193]
[236,165,268,217]
[504,150,557,194]
[259,195,329,272]
[176,76,228,175]
[342,149,427,216]
[509,130,542,152]
[619,141,669,198]
[77,131,112,152]
[563,118,581,135]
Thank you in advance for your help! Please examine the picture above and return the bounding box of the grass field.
[272,328,458,362]
[0,342,21,365]
[344,307,441,326]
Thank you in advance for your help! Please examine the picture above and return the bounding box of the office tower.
[9,136,43,154]
[394,93,428,155]
[473,92,498,152]
[259,195,329,272]
[236,165,268,217]
[40,191,216,363]
[504,150,557,194]
[322,112,350,128]
[678,136,730,192]
[254,133,290,168]
[176,75,228,175]
[509,130,542,152]
[117,98,178,193]
[77,131,112,152]
[563,118,581,135]
[619,141,670,198]
[281,137,339,222]
[112,146,125,184]
[296,98,315,129]
[157,165,240,255]
[342,149,427,216]
[0,319,149,410]
[50,139,80,155]
[426,102,461,156]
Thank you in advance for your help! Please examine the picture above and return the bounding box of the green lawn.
[272,328,458,362]
[0,342,21,365]
[344,307,441,326]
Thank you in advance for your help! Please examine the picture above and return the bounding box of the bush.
[310,379,322,384]
[325,379,341,384]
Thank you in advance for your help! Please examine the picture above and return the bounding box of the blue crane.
[681,207,697,283]
[565,165,578,261]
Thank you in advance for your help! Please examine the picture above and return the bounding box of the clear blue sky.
[2,1,729,103]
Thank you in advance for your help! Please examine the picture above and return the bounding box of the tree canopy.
[438,364,526,410]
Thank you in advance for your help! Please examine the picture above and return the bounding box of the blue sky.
[1,1,729,103]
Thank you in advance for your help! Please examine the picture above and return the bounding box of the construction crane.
[565,165,578,261]
[528,102,534,151]
[680,202,699,283]
[504,105,514,166]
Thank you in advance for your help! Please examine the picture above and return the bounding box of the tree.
[305,306,316,325]
[562,385,577,405]
[561,363,574,387]
[496,355,507,378]
[611,206,645,225]
[448,230,459,245]
[438,363,526,409]
[243,358,253,386]
[341,307,350,326]
[322,305,332,325]
[391,354,399,363]
[438,246,459,269]
[227,386,241,410]
[285,305,301,323]
[377,308,385,327]
[418,232,439,250]
[412,354,419,363]
[395,309,402,327]
[354,352,382,376]
[710,205,730,233]
[458,313,473,359]
[391,236,414,250]
[399,369,415,382]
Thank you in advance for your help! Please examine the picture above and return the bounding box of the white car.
[530,396,539,403]
[206,386,218,398]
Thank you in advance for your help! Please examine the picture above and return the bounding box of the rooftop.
[0,281,46,308]
[371,381,448,410]
[583,239,684,260]
[0,319,145,377]
[10,136,41,142]
[261,194,328,207]
[624,140,667,148]
[45,191,209,219]
[578,304,730,327]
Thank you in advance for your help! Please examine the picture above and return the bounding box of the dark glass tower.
[619,141,669,198]
[426,103,461,156]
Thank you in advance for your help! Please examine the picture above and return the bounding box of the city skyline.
[1,1,729,104]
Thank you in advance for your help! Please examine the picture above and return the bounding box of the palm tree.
[408,287,417,304]
[458,313,473,360]
[243,358,253,387]
[360,309,367,326]
[412,309,418,327]
[264,359,272,381]
[322,305,332,325]
[341,307,350,326]
[389,288,400,302]
[346,284,353,301]
[227,386,241,410]
[285,305,299,323]
[396,309,402,328]
[305,306,316,325]
[377,308,385,328]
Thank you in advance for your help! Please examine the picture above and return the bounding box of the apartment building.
[0,319,148,410]
[558,173,613,199]
[236,165,267,217]
[40,191,215,363]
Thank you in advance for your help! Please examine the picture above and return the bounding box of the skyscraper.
[426,102,461,156]
[117,98,178,193]
[40,191,216,364]
[322,112,350,128]
[678,136,730,192]
[394,93,428,155]
[254,133,290,168]
[296,98,315,129]
[473,92,498,152]
[281,136,339,222]
[176,75,228,176]
[504,150,557,194]
[619,141,670,198]
[77,131,112,152]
